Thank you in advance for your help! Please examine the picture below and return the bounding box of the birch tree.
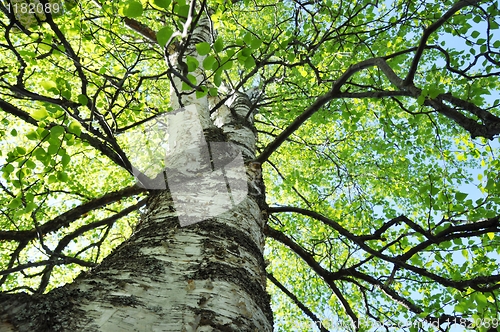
[0,0,500,331]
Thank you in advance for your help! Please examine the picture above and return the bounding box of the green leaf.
[214,37,224,52]
[174,4,190,17]
[208,88,218,97]
[237,52,247,64]
[122,0,143,18]
[221,59,233,70]
[243,33,253,45]
[462,249,469,260]
[471,30,480,38]
[2,164,14,174]
[196,87,208,99]
[47,142,60,155]
[77,94,89,106]
[214,72,222,87]
[485,178,496,191]
[47,174,57,184]
[26,160,36,169]
[196,42,211,56]
[24,202,37,213]
[202,56,216,70]
[241,48,252,57]
[61,154,71,167]
[45,103,62,115]
[244,56,255,69]
[427,87,442,99]
[181,74,197,90]
[41,80,57,91]
[67,121,82,137]
[455,192,468,201]
[57,148,66,157]
[31,108,49,121]
[8,198,22,209]
[56,78,70,91]
[454,301,467,313]
[50,125,65,138]
[33,147,47,162]
[475,293,488,306]
[279,39,290,50]
[25,192,34,202]
[188,74,196,84]
[65,0,78,10]
[416,94,426,106]
[250,38,263,50]
[57,171,69,182]
[152,0,171,9]
[157,26,174,48]
[15,147,26,156]
[26,131,38,140]
[186,56,199,72]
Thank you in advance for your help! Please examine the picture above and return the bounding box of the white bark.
[167,14,212,129]
[163,105,248,227]
[61,192,270,331]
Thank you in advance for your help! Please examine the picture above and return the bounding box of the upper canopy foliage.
[0,0,499,331]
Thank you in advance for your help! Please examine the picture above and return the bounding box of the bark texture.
[0,181,272,331]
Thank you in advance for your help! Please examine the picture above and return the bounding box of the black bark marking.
[191,263,273,327]
[0,288,95,332]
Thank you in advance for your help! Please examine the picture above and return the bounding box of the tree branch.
[36,199,146,293]
[267,273,330,332]
[255,89,338,163]
[0,185,145,242]
[404,0,485,85]
[265,226,359,329]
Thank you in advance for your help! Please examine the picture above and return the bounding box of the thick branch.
[0,185,145,241]
[331,56,500,139]
[255,56,412,164]
[124,18,158,43]
[0,95,134,173]
[0,99,38,126]
[255,89,338,163]
[269,206,366,242]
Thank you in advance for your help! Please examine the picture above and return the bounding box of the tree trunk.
[0,7,273,332]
